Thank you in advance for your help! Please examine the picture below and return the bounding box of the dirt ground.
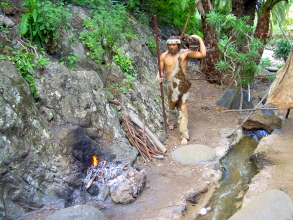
[17,63,293,220]
[101,66,293,220]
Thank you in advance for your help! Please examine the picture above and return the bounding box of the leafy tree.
[206,12,263,87]
[145,0,202,35]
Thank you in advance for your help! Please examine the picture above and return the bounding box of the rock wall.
[0,6,165,219]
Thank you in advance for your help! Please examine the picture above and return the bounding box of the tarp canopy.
[265,50,293,110]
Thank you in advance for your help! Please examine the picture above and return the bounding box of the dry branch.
[109,100,167,161]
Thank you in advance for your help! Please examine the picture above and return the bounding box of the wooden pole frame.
[154,15,168,138]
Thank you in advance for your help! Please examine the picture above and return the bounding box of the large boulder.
[47,205,107,220]
[239,111,282,133]
[228,190,293,220]
[110,168,147,204]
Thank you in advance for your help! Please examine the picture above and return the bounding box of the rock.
[0,15,15,27]
[47,205,107,220]
[172,144,217,164]
[239,111,282,133]
[265,66,279,72]
[110,168,146,204]
[216,89,254,110]
[228,190,293,220]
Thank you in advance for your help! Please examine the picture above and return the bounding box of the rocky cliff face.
[0,5,165,219]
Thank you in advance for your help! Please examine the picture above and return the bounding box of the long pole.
[154,15,168,138]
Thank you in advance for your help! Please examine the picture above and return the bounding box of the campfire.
[85,156,128,189]
[84,156,147,204]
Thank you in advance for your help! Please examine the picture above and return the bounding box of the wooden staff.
[154,15,168,138]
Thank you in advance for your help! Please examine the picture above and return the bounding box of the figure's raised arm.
[187,35,206,59]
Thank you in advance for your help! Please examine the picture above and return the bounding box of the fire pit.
[84,156,146,205]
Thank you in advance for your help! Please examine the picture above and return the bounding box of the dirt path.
[102,69,241,220]
[102,67,293,220]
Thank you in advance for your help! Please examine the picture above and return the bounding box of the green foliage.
[260,57,272,68]
[206,11,264,87]
[35,55,49,68]
[61,53,79,70]
[267,74,276,82]
[274,40,292,62]
[0,55,9,60]
[11,47,49,99]
[104,81,135,94]
[80,1,132,62]
[19,0,71,48]
[145,0,201,34]
[0,2,10,10]
[146,39,156,54]
[68,0,103,7]
[113,48,135,80]
[215,60,231,72]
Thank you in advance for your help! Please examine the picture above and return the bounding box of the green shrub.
[11,47,49,99]
[206,12,264,87]
[80,1,132,61]
[274,40,292,62]
[19,0,71,49]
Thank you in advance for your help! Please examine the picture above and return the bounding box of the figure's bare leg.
[179,103,189,145]
[168,101,176,130]
[181,138,188,145]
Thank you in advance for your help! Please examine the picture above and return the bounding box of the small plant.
[61,53,79,70]
[104,81,135,95]
[19,0,71,49]
[113,48,135,80]
[35,55,49,68]
[0,55,9,60]
[146,39,156,55]
[11,46,49,99]
[266,74,276,82]
[259,57,271,69]
[0,2,10,11]
[274,40,292,62]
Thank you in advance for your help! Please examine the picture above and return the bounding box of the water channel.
[197,136,259,220]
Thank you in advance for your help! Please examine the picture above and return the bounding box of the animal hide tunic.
[166,50,191,108]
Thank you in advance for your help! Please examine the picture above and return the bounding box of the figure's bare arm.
[156,52,166,83]
[186,35,206,59]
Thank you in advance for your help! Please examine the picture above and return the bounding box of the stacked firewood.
[109,100,167,162]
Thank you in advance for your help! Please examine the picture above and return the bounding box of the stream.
[197,136,259,220]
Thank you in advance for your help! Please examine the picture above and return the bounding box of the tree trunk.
[199,0,222,84]
[244,0,257,25]
[254,0,286,62]
[232,0,245,17]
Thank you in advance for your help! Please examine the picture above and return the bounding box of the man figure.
[156,35,206,144]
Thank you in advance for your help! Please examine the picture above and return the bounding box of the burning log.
[85,177,95,189]
[109,100,167,161]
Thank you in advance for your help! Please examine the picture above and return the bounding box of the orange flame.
[92,156,99,168]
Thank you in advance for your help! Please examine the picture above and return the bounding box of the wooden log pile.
[109,100,167,162]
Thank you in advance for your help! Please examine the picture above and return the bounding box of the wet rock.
[228,190,293,220]
[172,144,217,164]
[239,111,282,133]
[47,205,107,220]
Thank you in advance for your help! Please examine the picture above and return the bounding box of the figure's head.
[166,36,181,54]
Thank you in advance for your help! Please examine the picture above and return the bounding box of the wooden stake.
[154,15,168,139]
